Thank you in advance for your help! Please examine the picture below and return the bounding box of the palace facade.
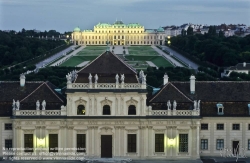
[72,20,166,46]
[0,50,250,161]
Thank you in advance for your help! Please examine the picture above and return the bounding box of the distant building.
[223,62,250,76]
[72,20,166,46]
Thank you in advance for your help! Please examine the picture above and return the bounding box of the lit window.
[77,105,85,115]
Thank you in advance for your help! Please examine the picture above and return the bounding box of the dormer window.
[217,104,224,115]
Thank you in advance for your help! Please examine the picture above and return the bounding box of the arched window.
[128,105,136,115]
[103,105,111,115]
[77,105,85,115]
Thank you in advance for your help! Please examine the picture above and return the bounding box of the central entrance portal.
[101,135,112,158]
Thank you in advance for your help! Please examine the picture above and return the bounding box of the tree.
[187,26,194,36]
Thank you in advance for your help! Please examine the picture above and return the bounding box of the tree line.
[170,26,250,67]
[0,30,66,67]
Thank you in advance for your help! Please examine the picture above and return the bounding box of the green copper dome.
[157,27,164,32]
[114,20,124,25]
[74,27,81,32]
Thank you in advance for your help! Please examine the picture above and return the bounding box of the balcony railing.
[150,110,200,116]
[67,83,146,89]
[13,110,66,116]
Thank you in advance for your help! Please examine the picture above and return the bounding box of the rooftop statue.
[36,100,40,110]
[66,73,72,84]
[88,73,92,83]
[12,99,16,110]
[142,74,147,84]
[173,100,177,110]
[193,100,197,110]
[42,100,46,110]
[94,74,98,83]
[16,100,20,110]
[121,74,125,83]
[167,100,171,110]
[197,100,201,110]
[115,74,119,83]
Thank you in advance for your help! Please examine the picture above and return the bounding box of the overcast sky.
[0,0,250,32]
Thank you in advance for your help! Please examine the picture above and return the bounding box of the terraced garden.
[60,46,106,67]
[60,45,173,69]
[128,46,159,55]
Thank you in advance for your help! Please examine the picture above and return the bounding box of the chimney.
[190,75,196,94]
[20,73,26,87]
[243,62,246,67]
[163,73,169,85]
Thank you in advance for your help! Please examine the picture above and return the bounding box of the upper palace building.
[72,20,166,46]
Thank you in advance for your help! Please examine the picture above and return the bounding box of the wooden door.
[101,135,112,158]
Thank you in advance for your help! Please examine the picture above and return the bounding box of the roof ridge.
[169,83,193,102]
[44,82,64,103]
[149,83,169,102]
[20,82,64,103]
[149,82,193,103]
[112,51,137,73]
[77,51,106,73]
[20,82,46,102]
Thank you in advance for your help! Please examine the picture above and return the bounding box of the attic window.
[217,104,224,115]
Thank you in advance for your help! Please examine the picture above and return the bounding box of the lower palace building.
[72,20,166,46]
[0,49,250,161]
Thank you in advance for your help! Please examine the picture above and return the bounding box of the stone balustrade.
[150,110,200,116]
[67,83,146,89]
[13,110,66,116]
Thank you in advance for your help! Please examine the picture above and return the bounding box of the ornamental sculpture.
[12,99,16,110]
[88,73,92,83]
[71,70,78,82]
[42,100,46,110]
[94,74,98,83]
[167,100,171,110]
[121,74,125,83]
[13,100,20,110]
[36,100,40,110]
[66,73,72,84]
[193,100,197,110]
[197,100,201,110]
[115,74,119,83]
[142,74,147,84]
[173,100,177,110]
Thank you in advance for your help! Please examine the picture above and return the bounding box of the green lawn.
[60,56,97,67]
[76,46,107,56]
[128,46,159,55]
[125,55,173,68]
